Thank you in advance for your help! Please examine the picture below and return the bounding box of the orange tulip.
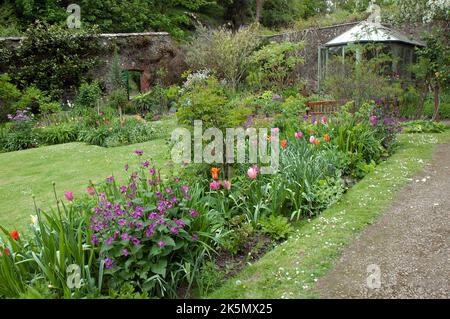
[281,139,288,149]
[324,134,330,142]
[314,139,320,145]
[211,167,220,180]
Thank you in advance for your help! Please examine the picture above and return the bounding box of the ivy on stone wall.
[0,21,99,100]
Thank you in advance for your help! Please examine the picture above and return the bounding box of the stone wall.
[0,22,431,95]
[0,32,186,93]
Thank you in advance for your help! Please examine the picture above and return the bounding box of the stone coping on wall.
[0,32,170,42]
[262,21,361,41]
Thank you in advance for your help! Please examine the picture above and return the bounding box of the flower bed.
[0,99,402,298]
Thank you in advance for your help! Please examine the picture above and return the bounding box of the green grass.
[208,131,450,298]
[0,138,174,231]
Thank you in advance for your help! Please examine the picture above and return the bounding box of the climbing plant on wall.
[0,21,98,100]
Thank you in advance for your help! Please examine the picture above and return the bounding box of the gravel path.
[315,142,450,299]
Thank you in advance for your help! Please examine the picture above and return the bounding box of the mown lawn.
[0,138,174,230]
[208,131,450,298]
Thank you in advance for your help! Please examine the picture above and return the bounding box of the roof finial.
[366,2,382,24]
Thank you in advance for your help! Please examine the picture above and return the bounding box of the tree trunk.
[255,0,265,23]
[432,83,440,121]
[415,81,427,119]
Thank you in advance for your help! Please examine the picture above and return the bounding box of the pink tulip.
[223,180,231,190]
[64,191,74,201]
[247,166,258,180]
[272,127,280,134]
[209,181,221,190]
[295,131,304,139]
[321,116,327,124]
[309,136,315,144]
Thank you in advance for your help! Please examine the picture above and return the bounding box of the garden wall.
[0,32,185,93]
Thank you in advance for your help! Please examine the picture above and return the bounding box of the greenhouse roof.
[324,21,425,47]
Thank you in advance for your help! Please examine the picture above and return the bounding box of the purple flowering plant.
[87,150,205,294]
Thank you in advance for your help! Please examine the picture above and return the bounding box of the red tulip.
[10,230,19,241]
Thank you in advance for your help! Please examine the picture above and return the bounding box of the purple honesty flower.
[104,258,114,269]
[122,249,129,257]
[134,149,144,156]
[145,223,156,237]
[158,241,166,248]
[121,233,129,241]
[175,219,185,227]
[91,233,99,245]
[192,234,199,241]
[131,236,140,246]
[150,168,156,175]
[106,176,114,183]
[118,218,126,226]
[181,185,189,193]
[148,212,159,220]
[7,109,31,122]
[131,206,144,219]
[120,185,127,193]
[190,209,199,218]
[170,227,179,235]
[124,163,129,171]
[142,160,150,168]
[369,115,378,126]
[106,236,114,246]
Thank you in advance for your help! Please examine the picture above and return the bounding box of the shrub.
[248,41,305,89]
[107,89,129,121]
[0,109,38,151]
[130,86,168,116]
[0,74,21,122]
[186,25,261,90]
[177,75,228,128]
[75,82,102,109]
[0,21,98,99]
[252,90,284,117]
[221,215,255,255]
[259,215,293,241]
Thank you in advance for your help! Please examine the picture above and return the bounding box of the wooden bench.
[305,100,348,115]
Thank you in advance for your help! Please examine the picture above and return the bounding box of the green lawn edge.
[208,131,450,299]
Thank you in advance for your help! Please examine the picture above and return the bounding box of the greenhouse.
[318,21,425,89]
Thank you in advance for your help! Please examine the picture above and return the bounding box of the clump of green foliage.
[0,22,98,100]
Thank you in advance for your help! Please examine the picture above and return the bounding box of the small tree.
[108,50,127,122]
[413,30,449,120]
